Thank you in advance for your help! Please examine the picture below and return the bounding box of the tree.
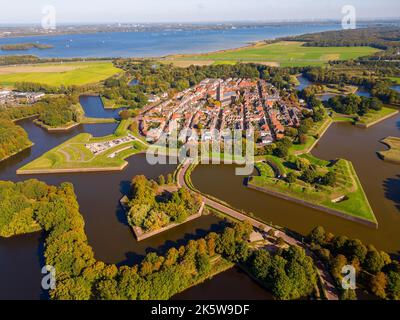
[157,175,165,186]
[286,172,297,184]
[300,167,316,184]
[345,239,367,263]
[364,250,385,274]
[386,271,400,300]
[196,254,211,274]
[295,157,311,171]
[370,272,387,299]
[166,173,174,184]
[309,226,326,245]
[322,171,337,186]
[340,289,357,300]
[274,144,289,158]
[331,254,348,281]
[251,250,271,280]
[299,134,308,145]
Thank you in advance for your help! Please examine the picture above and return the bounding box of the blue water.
[129,79,139,86]
[79,95,122,118]
[391,85,400,93]
[0,23,343,58]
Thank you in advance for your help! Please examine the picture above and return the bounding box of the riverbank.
[33,119,81,131]
[291,116,333,155]
[377,136,400,164]
[0,141,34,163]
[130,202,205,241]
[247,183,377,228]
[248,156,377,228]
[356,106,399,128]
[17,126,148,174]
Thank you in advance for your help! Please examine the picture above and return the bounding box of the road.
[177,160,339,300]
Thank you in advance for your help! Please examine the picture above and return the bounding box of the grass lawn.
[250,156,376,224]
[378,136,400,164]
[0,61,122,87]
[171,41,380,67]
[18,119,148,173]
[387,77,400,85]
[290,116,333,155]
[356,106,399,127]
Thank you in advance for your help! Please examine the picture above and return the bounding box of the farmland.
[0,61,121,87]
[168,41,380,67]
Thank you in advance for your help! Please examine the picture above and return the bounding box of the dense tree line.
[106,60,305,107]
[0,55,111,66]
[0,119,33,162]
[127,175,203,231]
[35,95,82,127]
[14,81,102,95]
[309,226,400,300]
[0,179,320,300]
[284,27,400,50]
[326,94,383,116]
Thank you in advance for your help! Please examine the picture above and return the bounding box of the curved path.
[177,160,339,300]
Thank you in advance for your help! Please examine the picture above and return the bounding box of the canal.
[191,112,400,252]
[1,94,398,299]
[0,96,252,300]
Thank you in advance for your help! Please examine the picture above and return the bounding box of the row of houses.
[139,78,303,145]
[0,90,45,105]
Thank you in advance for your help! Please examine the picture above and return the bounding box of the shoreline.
[293,117,333,155]
[356,109,399,128]
[130,202,205,241]
[33,119,80,131]
[0,141,34,163]
[16,162,128,175]
[247,182,378,229]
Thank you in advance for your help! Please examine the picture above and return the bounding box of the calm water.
[0,96,235,300]
[296,76,372,99]
[392,85,400,93]
[191,113,400,252]
[0,24,343,58]
[173,267,274,300]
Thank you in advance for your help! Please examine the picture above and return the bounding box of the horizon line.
[1,17,400,26]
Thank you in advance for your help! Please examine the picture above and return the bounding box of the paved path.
[177,160,339,300]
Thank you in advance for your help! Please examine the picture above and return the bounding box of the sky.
[0,0,399,24]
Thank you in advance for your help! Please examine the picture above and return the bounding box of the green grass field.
[18,120,148,173]
[0,61,122,87]
[173,41,380,67]
[250,155,376,224]
[388,77,400,85]
[356,106,399,127]
[290,116,333,155]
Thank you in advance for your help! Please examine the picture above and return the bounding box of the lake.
[0,23,344,58]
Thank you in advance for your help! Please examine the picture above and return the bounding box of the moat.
[0,96,399,299]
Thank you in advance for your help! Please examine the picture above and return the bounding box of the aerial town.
[139,78,302,145]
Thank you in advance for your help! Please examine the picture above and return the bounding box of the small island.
[17,120,147,174]
[0,43,53,51]
[124,175,204,240]
[378,136,400,164]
